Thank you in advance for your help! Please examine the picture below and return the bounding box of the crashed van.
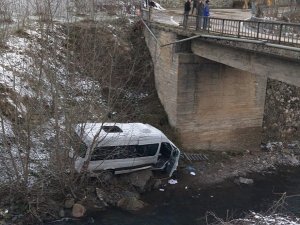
[71,123,180,177]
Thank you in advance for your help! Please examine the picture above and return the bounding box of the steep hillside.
[0,15,174,222]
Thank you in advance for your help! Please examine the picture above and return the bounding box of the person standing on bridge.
[196,0,204,30]
[203,0,210,30]
[183,0,191,28]
[191,0,198,14]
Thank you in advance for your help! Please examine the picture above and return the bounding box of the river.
[53,166,300,225]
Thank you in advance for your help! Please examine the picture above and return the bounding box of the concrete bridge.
[142,9,300,151]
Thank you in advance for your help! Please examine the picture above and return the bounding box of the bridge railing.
[182,15,300,46]
[141,7,300,47]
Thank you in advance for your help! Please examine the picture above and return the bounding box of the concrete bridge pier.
[176,54,267,151]
[145,29,267,151]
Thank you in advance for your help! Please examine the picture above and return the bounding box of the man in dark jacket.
[191,0,198,14]
[183,0,191,28]
[196,0,204,29]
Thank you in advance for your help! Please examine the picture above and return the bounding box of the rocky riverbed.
[21,140,298,224]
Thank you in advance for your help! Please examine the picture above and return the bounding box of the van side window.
[90,144,159,161]
[136,144,159,157]
[91,145,135,161]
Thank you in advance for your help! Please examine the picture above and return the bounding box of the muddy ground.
[172,145,300,191]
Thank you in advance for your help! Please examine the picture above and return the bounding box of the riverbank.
[43,142,300,224]
[172,142,300,191]
[52,147,300,225]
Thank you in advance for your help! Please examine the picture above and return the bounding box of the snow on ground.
[152,2,166,11]
[0,20,106,184]
[236,212,300,225]
[0,117,14,137]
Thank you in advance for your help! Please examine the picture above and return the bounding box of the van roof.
[75,123,167,146]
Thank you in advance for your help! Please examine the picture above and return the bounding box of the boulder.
[285,155,299,166]
[117,197,147,211]
[153,179,162,189]
[59,209,65,218]
[72,203,86,218]
[238,177,254,185]
[64,198,75,209]
[126,170,153,192]
[96,188,108,207]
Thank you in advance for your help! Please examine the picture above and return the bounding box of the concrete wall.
[176,53,267,151]
[144,28,180,127]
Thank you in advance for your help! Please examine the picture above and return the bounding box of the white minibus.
[71,123,180,177]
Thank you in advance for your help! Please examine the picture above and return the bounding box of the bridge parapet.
[144,21,300,61]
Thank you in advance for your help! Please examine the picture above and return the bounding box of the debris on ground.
[168,179,178,185]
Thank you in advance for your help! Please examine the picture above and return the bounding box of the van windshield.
[160,142,172,158]
[91,143,159,161]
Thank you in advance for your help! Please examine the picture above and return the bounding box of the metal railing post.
[221,19,225,35]
[279,23,283,44]
[256,22,260,40]
[208,17,210,33]
[238,20,241,38]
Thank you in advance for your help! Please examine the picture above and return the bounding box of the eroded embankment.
[0,17,174,224]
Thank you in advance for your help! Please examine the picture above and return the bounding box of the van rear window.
[90,144,159,161]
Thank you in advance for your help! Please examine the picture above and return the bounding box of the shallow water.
[55,167,300,225]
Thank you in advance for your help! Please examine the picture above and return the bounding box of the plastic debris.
[159,189,165,192]
[190,172,196,176]
[168,179,178,185]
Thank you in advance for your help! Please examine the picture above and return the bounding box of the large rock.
[285,155,299,166]
[117,197,147,211]
[126,170,153,192]
[96,188,108,207]
[238,177,254,185]
[64,198,75,209]
[72,203,86,218]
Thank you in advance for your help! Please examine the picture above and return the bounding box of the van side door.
[165,144,180,177]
